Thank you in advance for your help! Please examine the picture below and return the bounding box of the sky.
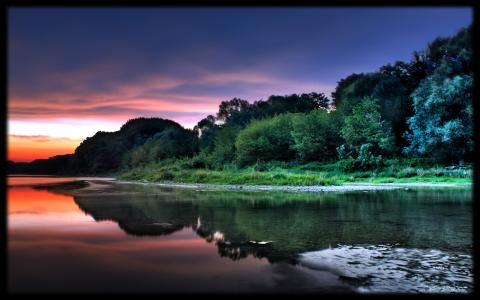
[8,7,472,162]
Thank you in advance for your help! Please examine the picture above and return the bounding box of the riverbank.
[112,179,471,193]
[119,162,472,187]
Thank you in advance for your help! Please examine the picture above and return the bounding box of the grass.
[119,159,472,186]
[121,168,342,186]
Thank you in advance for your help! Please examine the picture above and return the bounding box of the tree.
[404,73,473,162]
[331,73,365,108]
[194,115,219,151]
[291,109,341,162]
[148,128,199,161]
[210,125,242,168]
[371,74,411,149]
[70,117,184,174]
[299,92,330,110]
[217,98,252,126]
[126,127,198,168]
[403,26,472,163]
[235,114,297,166]
[340,96,396,156]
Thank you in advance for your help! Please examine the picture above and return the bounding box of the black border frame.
[1,0,478,297]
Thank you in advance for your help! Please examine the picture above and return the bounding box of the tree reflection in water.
[35,180,472,265]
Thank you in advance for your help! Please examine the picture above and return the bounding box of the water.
[7,176,473,293]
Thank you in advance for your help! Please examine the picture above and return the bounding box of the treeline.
[162,25,472,171]
[8,26,473,175]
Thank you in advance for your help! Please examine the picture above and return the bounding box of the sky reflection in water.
[8,177,472,293]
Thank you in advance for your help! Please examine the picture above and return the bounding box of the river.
[7,176,473,293]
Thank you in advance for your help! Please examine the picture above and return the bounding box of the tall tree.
[340,96,396,156]
[404,73,473,162]
[404,26,472,163]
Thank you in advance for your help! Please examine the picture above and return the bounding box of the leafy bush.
[209,125,241,168]
[126,127,199,168]
[338,157,359,172]
[72,117,184,174]
[187,151,215,169]
[357,143,384,170]
[235,114,297,166]
[403,26,472,163]
[338,144,384,172]
[341,96,396,157]
[336,144,350,160]
[404,74,473,163]
[291,109,341,162]
[396,167,417,178]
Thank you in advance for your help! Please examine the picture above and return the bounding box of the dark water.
[8,176,473,293]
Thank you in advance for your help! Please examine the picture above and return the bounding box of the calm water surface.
[8,176,473,293]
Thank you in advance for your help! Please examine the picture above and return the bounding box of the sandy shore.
[110,179,471,193]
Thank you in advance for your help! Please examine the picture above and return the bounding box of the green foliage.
[333,63,423,150]
[371,73,412,149]
[121,157,471,186]
[149,128,198,160]
[356,143,384,170]
[403,26,472,163]
[234,109,342,166]
[208,93,331,131]
[235,114,297,166]
[122,167,342,186]
[71,117,184,174]
[291,109,341,162]
[187,150,215,169]
[130,146,149,167]
[424,26,472,74]
[332,73,379,110]
[216,98,253,127]
[254,93,330,118]
[404,73,473,162]
[194,115,218,151]
[126,127,199,168]
[209,125,242,169]
[336,144,349,160]
[337,156,358,173]
[340,96,396,157]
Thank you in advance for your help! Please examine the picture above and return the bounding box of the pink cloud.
[9,67,334,135]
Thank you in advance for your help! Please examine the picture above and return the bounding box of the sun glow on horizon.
[7,118,127,162]
[8,134,83,162]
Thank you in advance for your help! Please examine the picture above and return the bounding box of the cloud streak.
[9,68,334,126]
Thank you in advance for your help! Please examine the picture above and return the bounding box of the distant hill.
[8,154,74,175]
[8,117,186,175]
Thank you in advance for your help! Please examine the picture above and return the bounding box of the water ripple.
[298,245,472,294]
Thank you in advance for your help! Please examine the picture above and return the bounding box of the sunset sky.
[8,7,472,162]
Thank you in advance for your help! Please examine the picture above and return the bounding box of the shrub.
[291,109,341,162]
[404,74,473,163]
[338,144,384,172]
[235,114,297,166]
[396,167,417,178]
[339,156,359,172]
[336,144,349,160]
[357,143,384,171]
[341,96,396,157]
[159,171,175,180]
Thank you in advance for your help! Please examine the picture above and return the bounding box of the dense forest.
[8,26,473,180]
